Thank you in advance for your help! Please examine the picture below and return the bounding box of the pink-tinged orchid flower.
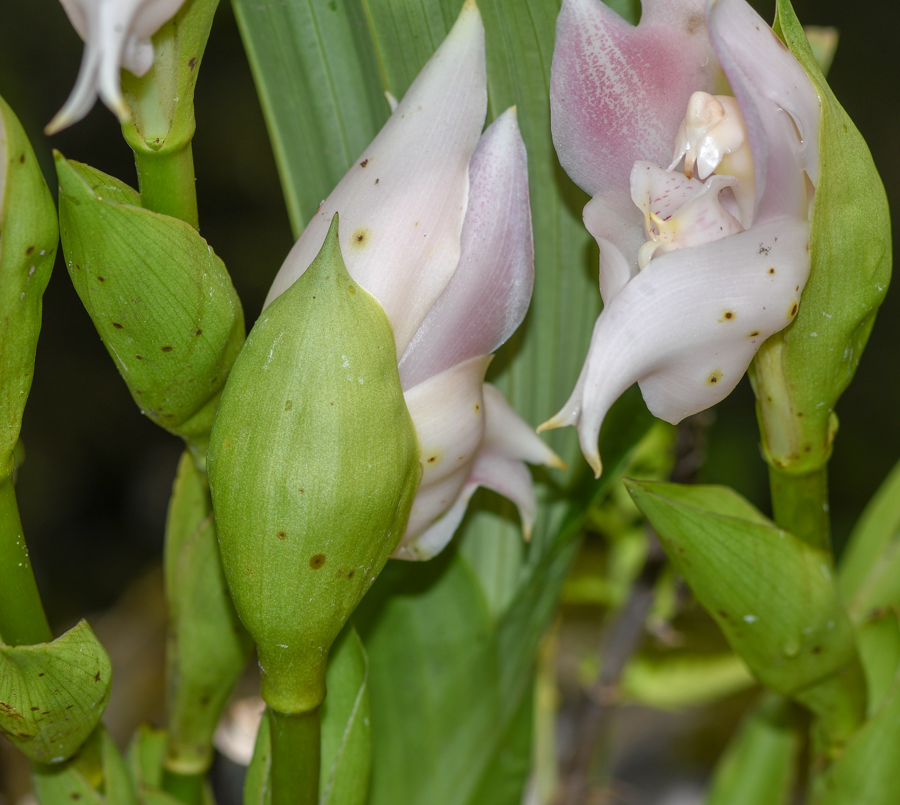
[265,1,562,561]
[47,0,186,134]
[541,0,820,476]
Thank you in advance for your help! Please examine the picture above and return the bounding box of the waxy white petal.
[550,0,718,198]
[708,0,820,222]
[482,384,564,469]
[49,0,185,133]
[400,355,490,550]
[544,218,809,476]
[398,108,533,389]
[396,383,562,560]
[265,0,487,357]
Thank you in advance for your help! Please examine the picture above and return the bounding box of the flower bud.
[0,95,58,483]
[55,154,244,461]
[207,216,420,714]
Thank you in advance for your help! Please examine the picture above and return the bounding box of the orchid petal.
[49,0,185,133]
[482,384,564,469]
[550,0,718,198]
[400,355,490,547]
[265,0,487,356]
[398,107,533,389]
[708,0,820,223]
[543,218,809,476]
[468,452,537,540]
[393,480,478,561]
[583,192,644,300]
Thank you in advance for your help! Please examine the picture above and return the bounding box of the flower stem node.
[207,216,421,715]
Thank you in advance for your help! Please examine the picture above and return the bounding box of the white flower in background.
[266,1,562,560]
[47,0,186,133]
[541,0,820,476]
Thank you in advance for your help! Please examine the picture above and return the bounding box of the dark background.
[0,1,897,792]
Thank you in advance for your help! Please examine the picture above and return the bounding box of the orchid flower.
[47,0,186,134]
[541,0,820,477]
[265,1,562,561]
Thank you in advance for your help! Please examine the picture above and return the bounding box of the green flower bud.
[750,0,892,474]
[208,215,420,715]
[0,95,58,482]
[55,154,244,462]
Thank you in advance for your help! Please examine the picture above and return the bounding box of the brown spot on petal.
[707,370,723,385]
[351,228,370,248]
[768,267,776,274]
[360,159,369,167]
[309,554,326,570]
[789,302,799,317]
[748,331,760,338]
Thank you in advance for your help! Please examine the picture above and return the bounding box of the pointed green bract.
[164,451,254,776]
[0,620,112,763]
[32,726,139,805]
[0,95,58,482]
[208,216,419,715]
[55,154,245,461]
[751,0,892,475]
[626,480,865,747]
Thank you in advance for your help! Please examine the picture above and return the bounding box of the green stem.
[134,145,199,229]
[768,465,831,553]
[269,707,321,805]
[0,479,52,645]
[162,769,205,805]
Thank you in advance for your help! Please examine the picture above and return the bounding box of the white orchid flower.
[265,0,562,561]
[47,0,186,134]
[541,0,820,477]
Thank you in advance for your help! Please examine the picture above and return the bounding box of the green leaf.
[705,695,799,805]
[812,673,900,805]
[209,216,420,715]
[0,94,58,480]
[626,480,865,746]
[231,0,389,235]
[854,608,900,717]
[0,620,111,763]
[752,0,892,474]
[55,155,245,459]
[164,451,254,775]
[243,625,372,805]
[838,457,900,619]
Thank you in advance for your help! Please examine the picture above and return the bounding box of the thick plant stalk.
[270,708,321,805]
